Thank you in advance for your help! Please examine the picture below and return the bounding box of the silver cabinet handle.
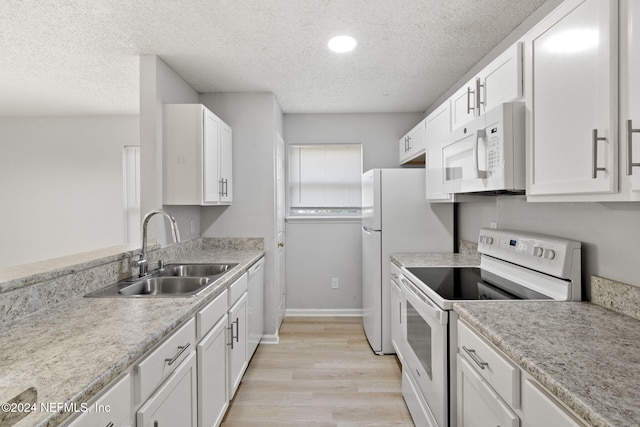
[227,324,234,349]
[462,345,489,370]
[165,343,190,366]
[466,85,475,114]
[475,77,485,112]
[627,120,640,175]
[233,318,240,343]
[592,129,607,178]
[106,423,114,427]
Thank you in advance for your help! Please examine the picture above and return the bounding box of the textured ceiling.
[0,0,548,116]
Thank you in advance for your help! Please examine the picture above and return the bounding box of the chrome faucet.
[134,209,181,277]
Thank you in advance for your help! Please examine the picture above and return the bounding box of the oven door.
[400,276,449,427]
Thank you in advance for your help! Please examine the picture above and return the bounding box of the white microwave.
[440,102,525,194]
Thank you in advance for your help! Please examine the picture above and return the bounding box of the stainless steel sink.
[85,262,238,298]
[157,263,236,277]
[119,277,210,296]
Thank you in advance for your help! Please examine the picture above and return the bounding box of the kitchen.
[2,0,640,426]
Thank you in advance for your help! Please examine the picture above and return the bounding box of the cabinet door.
[426,101,454,201]
[479,43,523,112]
[399,120,426,164]
[137,352,197,427]
[457,355,519,427]
[227,293,248,399]
[525,0,618,196]
[67,374,131,427]
[521,379,584,427]
[621,0,640,192]
[247,258,265,360]
[390,278,404,362]
[198,315,228,427]
[219,121,233,203]
[451,78,478,131]
[203,108,222,204]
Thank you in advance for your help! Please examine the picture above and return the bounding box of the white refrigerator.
[362,168,454,354]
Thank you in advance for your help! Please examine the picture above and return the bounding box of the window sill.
[285,216,362,224]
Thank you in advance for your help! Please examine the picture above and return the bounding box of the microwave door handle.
[474,128,488,179]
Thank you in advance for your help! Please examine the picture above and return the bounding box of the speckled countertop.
[391,252,481,268]
[0,246,263,427]
[454,302,640,427]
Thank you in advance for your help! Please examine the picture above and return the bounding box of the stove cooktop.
[404,266,550,302]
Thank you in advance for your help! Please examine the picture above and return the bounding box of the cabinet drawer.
[136,318,196,403]
[196,289,228,341]
[67,373,131,427]
[228,273,248,307]
[458,321,520,407]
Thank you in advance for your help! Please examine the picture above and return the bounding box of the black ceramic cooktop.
[405,266,550,301]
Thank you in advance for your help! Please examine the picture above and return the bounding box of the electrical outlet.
[331,278,339,289]
[190,219,195,234]
[489,221,498,229]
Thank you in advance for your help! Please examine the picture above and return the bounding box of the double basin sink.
[85,263,238,298]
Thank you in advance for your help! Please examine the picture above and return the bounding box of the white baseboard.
[285,308,363,317]
[259,332,280,345]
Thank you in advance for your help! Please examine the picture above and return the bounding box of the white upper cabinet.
[479,43,523,112]
[620,0,640,195]
[399,119,426,165]
[425,101,455,201]
[450,43,523,132]
[163,104,233,205]
[451,77,480,131]
[525,0,618,197]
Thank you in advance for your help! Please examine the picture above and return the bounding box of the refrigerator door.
[361,169,381,231]
[362,225,382,353]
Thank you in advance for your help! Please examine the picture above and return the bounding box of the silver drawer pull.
[462,345,489,370]
[106,423,114,427]
[165,343,190,366]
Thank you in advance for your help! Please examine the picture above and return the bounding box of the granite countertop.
[391,252,481,268]
[454,301,640,427]
[0,246,263,427]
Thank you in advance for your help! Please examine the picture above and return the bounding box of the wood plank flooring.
[221,316,415,427]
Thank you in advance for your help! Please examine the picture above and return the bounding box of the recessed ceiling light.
[328,35,357,53]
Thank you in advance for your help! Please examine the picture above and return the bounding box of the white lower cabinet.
[457,320,588,427]
[227,292,248,399]
[521,378,584,427]
[390,264,405,362]
[457,355,519,427]
[137,352,198,427]
[197,313,229,427]
[247,258,265,360]
[66,374,132,427]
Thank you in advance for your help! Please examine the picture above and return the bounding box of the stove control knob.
[543,249,556,260]
[485,236,493,245]
[533,246,544,257]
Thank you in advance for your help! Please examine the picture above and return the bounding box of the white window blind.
[288,144,362,216]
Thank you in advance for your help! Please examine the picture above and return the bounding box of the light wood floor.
[221,316,415,427]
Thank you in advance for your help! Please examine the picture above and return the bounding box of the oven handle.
[400,277,448,325]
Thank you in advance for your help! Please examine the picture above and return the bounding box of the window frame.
[286,143,363,219]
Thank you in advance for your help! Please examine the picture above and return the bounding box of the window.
[288,144,362,217]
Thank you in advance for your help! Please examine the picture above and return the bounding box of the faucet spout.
[135,209,181,277]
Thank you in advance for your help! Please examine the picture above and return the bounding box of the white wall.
[283,113,425,312]
[458,196,640,298]
[199,92,283,336]
[139,55,201,244]
[0,116,138,268]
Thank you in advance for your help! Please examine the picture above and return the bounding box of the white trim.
[285,308,363,317]
[259,332,280,345]
[285,216,362,224]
